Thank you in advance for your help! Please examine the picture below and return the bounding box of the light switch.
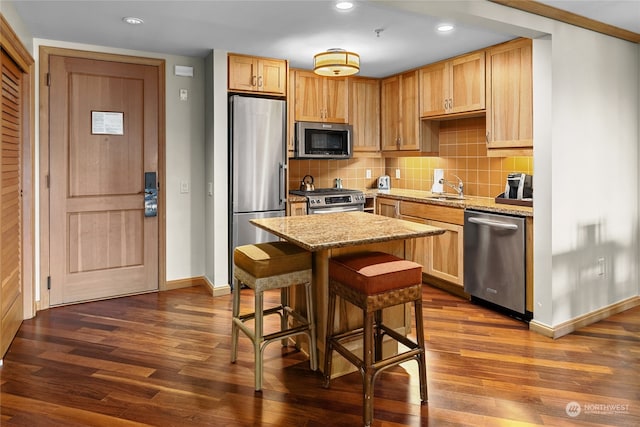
[180,180,189,193]
[208,182,213,196]
[179,88,188,101]
[395,169,401,179]
[365,169,371,179]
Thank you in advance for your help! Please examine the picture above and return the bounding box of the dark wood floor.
[1,285,638,426]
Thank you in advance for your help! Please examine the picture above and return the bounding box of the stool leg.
[304,281,318,371]
[280,287,289,347]
[323,286,337,388]
[363,309,375,427]
[254,289,264,391]
[231,277,241,363]
[374,309,383,362]
[414,298,428,403]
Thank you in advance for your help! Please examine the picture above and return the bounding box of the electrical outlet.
[597,257,606,276]
[180,180,190,194]
[395,169,401,179]
[365,169,371,179]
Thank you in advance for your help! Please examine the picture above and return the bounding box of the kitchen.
[2,0,638,354]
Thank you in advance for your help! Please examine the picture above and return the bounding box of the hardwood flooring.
[1,285,638,426]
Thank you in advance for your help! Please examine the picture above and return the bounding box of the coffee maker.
[504,173,533,199]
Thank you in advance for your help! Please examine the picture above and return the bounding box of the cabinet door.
[419,61,448,117]
[427,220,463,286]
[349,77,380,152]
[295,70,323,122]
[288,201,307,216]
[486,39,532,151]
[451,51,485,113]
[258,58,286,95]
[376,197,398,217]
[228,54,257,92]
[324,76,348,123]
[380,76,400,151]
[399,70,420,150]
[399,215,430,268]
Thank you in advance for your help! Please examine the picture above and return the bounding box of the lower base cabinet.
[377,197,464,288]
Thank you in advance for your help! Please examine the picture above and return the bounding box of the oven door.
[309,205,364,215]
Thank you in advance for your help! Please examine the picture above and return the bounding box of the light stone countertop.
[366,188,533,217]
[251,211,445,252]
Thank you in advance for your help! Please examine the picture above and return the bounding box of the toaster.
[377,175,390,190]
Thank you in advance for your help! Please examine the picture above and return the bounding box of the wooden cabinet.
[288,200,307,216]
[420,51,485,117]
[485,38,533,156]
[349,77,380,152]
[397,200,465,288]
[294,70,348,123]
[228,53,287,96]
[375,197,398,218]
[381,70,420,151]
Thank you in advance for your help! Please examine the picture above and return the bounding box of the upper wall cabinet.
[485,38,533,156]
[381,70,421,151]
[349,77,380,152]
[294,70,348,123]
[420,51,485,118]
[228,53,287,96]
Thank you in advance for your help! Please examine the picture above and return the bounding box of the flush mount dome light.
[123,16,144,25]
[437,23,454,32]
[335,1,354,10]
[314,48,360,77]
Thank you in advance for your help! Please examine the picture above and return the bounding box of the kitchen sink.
[426,194,466,201]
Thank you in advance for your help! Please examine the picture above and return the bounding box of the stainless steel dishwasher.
[463,210,527,317]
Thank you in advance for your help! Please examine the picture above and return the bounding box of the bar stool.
[323,251,427,426]
[231,241,318,391]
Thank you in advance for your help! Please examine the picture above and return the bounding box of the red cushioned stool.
[323,251,427,427]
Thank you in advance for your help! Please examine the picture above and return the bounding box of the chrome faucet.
[439,174,464,198]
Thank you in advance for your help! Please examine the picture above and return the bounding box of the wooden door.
[48,55,159,305]
[349,77,380,152]
[323,76,348,123]
[294,70,323,122]
[380,75,400,151]
[419,61,448,117]
[258,58,286,95]
[486,39,532,148]
[451,51,485,114]
[1,50,24,357]
[399,70,419,150]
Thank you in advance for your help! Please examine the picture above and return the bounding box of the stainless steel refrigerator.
[229,95,286,280]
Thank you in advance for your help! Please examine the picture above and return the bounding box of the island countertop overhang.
[250,211,445,252]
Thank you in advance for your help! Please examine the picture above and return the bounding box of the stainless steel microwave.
[294,121,353,159]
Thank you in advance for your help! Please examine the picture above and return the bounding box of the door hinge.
[46,73,51,86]
[47,276,51,290]
[46,174,50,188]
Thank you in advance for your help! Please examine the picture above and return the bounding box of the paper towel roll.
[431,169,444,193]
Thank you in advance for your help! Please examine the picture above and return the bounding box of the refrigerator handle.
[279,162,287,206]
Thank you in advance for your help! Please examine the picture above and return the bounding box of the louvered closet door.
[1,49,24,358]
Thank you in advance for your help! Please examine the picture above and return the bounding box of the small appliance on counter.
[496,173,533,207]
[377,175,390,191]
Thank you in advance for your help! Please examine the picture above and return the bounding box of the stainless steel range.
[289,188,365,214]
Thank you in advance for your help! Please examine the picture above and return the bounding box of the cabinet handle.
[485,132,490,145]
[252,75,257,87]
[257,75,263,87]
[449,98,453,110]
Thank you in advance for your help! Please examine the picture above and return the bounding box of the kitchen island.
[251,211,444,377]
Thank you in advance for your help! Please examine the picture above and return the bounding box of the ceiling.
[8,0,640,78]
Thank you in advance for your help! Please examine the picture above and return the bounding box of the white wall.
[1,0,33,55]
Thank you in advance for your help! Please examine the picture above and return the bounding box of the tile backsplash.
[289,117,533,198]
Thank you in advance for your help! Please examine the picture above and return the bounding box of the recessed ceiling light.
[437,24,454,32]
[123,17,144,25]
[335,1,354,11]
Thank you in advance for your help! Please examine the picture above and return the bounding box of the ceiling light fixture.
[335,1,354,10]
[437,24,454,32]
[313,48,360,77]
[123,16,144,25]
